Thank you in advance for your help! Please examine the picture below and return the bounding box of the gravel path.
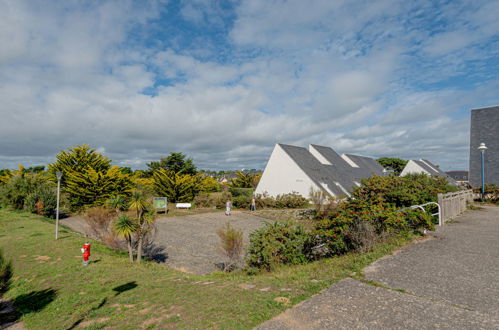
[258,206,499,329]
[153,211,270,274]
[61,210,271,274]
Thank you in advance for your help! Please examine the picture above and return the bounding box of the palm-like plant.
[114,214,136,263]
[128,191,154,263]
[107,195,127,214]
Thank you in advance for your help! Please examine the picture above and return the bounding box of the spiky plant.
[114,214,137,263]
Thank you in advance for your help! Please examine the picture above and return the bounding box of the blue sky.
[1,0,498,171]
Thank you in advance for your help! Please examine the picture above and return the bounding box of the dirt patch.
[274,297,291,305]
[78,317,110,328]
[35,256,50,261]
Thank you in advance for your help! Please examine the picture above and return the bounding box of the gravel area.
[61,210,271,274]
[153,210,270,274]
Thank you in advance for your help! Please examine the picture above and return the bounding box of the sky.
[1,0,498,171]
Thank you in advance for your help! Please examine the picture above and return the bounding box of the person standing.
[250,198,256,211]
[225,200,232,216]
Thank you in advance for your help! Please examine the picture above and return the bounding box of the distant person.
[250,198,256,211]
[225,200,232,216]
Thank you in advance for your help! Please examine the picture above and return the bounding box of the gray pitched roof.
[278,144,346,197]
[279,143,385,198]
[410,159,458,185]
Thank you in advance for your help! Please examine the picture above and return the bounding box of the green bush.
[0,172,49,210]
[0,247,12,297]
[229,187,254,197]
[193,192,232,209]
[25,185,58,218]
[246,222,309,271]
[274,192,308,208]
[253,192,308,209]
[313,199,435,256]
[232,195,252,209]
[353,174,458,208]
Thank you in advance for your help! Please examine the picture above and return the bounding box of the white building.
[400,159,456,184]
[255,143,386,199]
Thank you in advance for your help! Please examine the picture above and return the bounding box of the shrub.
[353,174,458,208]
[217,222,244,271]
[229,187,254,197]
[0,171,49,210]
[274,192,308,208]
[25,185,58,218]
[83,206,121,249]
[193,192,232,209]
[246,222,309,271]
[345,218,377,253]
[232,195,252,209]
[0,247,12,297]
[253,192,308,209]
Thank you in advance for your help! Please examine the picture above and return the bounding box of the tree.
[230,171,261,188]
[376,157,408,175]
[49,145,132,209]
[63,166,134,209]
[153,169,200,202]
[129,191,148,263]
[114,214,136,263]
[147,152,197,175]
[49,145,111,184]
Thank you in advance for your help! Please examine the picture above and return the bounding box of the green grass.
[0,209,417,329]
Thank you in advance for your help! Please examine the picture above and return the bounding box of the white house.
[400,159,457,184]
[255,143,386,199]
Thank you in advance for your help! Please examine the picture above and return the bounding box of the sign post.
[153,197,168,214]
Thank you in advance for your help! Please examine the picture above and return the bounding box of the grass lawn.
[0,209,418,329]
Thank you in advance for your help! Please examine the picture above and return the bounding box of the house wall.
[469,106,499,187]
[255,144,320,198]
[400,160,427,176]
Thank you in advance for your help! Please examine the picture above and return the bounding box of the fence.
[437,190,473,223]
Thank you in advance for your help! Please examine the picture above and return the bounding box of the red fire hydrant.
[81,243,91,266]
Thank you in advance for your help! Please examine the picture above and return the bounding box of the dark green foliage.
[230,171,261,188]
[153,169,200,203]
[48,145,111,185]
[229,187,254,197]
[0,247,12,297]
[48,145,133,210]
[246,222,309,271]
[147,152,197,175]
[352,174,457,208]
[0,173,49,210]
[376,157,408,175]
[254,192,308,209]
[25,185,58,218]
[312,200,435,256]
[25,166,46,173]
[232,195,252,209]
[193,192,231,209]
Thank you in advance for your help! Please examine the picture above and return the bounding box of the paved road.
[258,206,499,329]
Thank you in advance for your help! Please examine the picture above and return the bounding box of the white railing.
[437,190,473,223]
[410,202,441,226]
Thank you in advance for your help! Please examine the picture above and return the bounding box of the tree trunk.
[136,235,143,263]
[127,237,134,263]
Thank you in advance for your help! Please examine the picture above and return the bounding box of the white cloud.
[0,0,498,172]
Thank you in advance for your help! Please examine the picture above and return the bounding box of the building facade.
[469,106,499,187]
